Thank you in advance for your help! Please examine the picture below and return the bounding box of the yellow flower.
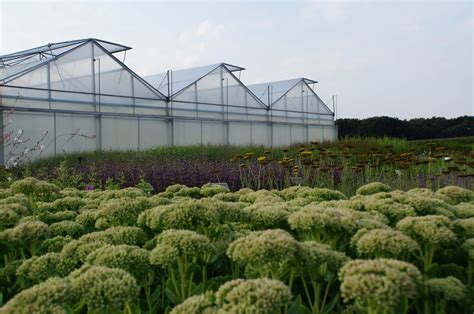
[300,151,313,157]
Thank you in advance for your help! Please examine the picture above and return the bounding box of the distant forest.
[336,116,474,140]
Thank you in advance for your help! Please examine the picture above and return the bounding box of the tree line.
[336,116,473,140]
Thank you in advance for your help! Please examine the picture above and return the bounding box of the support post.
[137,117,140,151]
[167,70,174,147]
[53,112,57,156]
[91,44,101,151]
[220,68,229,146]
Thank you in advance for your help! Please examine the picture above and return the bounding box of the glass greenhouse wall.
[247,78,336,146]
[0,39,337,166]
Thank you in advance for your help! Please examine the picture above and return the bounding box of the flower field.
[0,177,473,313]
[9,137,473,196]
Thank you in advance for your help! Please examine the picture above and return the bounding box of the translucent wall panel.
[202,121,225,145]
[94,46,130,101]
[229,122,251,145]
[174,67,222,117]
[308,125,323,142]
[94,44,133,111]
[250,123,270,146]
[50,42,94,105]
[133,77,165,102]
[196,67,222,111]
[134,101,167,115]
[165,64,219,96]
[272,124,291,147]
[171,83,198,118]
[322,125,338,141]
[198,105,222,119]
[272,81,305,123]
[302,81,333,120]
[50,93,96,112]
[290,125,305,144]
[223,68,264,110]
[0,59,46,83]
[4,65,49,108]
[173,120,201,146]
[172,66,266,120]
[247,107,268,122]
[4,41,165,115]
[138,118,169,149]
[319,119,335,126]
[55,114,97,153]
[101,116,138,151]
[171,101,198,118]
[3,111,55,164]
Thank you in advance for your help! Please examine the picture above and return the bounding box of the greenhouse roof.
[247,78,319,106]
[0,38,131,84]
[144,63,245,97]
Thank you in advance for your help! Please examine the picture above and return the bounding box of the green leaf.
[150,285,162,303]
[322,293,340,314]
[288,295,312,314]
[425,263,440,277]
[126,302,142,314]
[165,287,181,305]
[192,282,204,295]
[165,278,181,305]
[323,271,335,282]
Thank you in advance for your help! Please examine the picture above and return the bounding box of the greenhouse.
[247,78,337,146]
[0,38,337,166]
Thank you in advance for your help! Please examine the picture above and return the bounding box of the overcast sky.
[1,0,472,119]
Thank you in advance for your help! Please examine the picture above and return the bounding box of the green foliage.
[356,182,392,196]
[10,177,59,202]
[85,244,150,279]
[339,259,422,313]
[69,266,140,312]
[336,116,473,140]
[0,180,472,313]
[171,278,292,314]
[351,228,420,260]
[227,229,298,279]
[0,277,75,314]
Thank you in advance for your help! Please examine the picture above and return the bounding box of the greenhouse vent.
[0,38,337,166]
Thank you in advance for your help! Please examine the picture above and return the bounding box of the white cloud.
[196,20,211,37]
[172,20,226,68]
[299,0,349,22]
[178,20,225,44]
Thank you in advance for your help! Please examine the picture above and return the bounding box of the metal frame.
[92,40,166,100]
[0,105,330,127]
[224,66,268,110]
[0,38,130,65]
[0,39,134,85]
[248,78,334,116]
[168,63,230,98]
[1,41,90,84]
[301,79,334,116]
[155,63,252,100]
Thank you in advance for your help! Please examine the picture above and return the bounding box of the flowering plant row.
[0,177,472,313]
[8,137,473,196]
